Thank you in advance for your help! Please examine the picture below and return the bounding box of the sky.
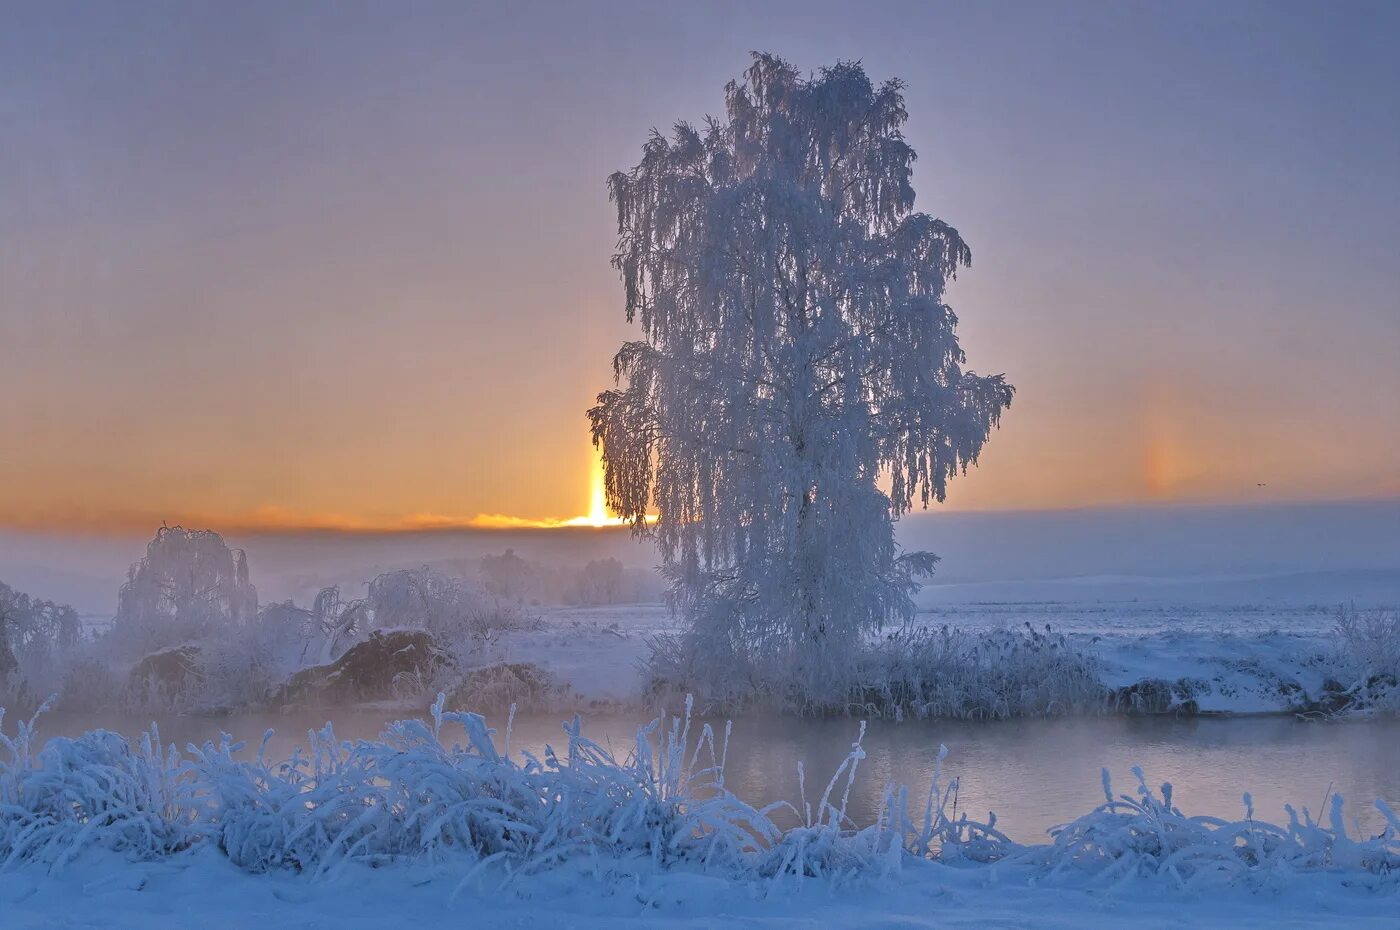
[1,0,1397,534]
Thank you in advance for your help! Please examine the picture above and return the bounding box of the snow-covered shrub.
[0,703,196,868]
[0,583,79,666]
[1028,767,1400,889]
[187,694,773,876]
[644,629,767,712]
[55,655,125,711]
[446,662,557,713]
[197,605,313,709]
[367,567,534,650]
[1332,606,1400,713]
[304,586,369,665]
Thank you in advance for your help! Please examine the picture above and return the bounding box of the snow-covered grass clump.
[3,698,1398,893]
[0,704,195,866]
[1034,767,1400,888]
[188,696,781,877]
[852,624,1104,719]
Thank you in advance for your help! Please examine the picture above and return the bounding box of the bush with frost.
[1331,606,1400,714]
[197,603,313,709]
[0,702,195,867]
[367,567,534,651]
[1027,766,1400,889]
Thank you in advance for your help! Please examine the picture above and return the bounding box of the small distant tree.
[570,558,625,606]
[0,604,17,681]
[0,581,81,690]
[590,54,1012,693]
[368,566,527,645]
[478,549,536,601]
[113,526,259,654]
[368,568,473,634]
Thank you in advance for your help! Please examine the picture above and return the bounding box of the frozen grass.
[1030,767,1400,889]
[0,701,195,867]
[2,698,1397,892]
[851,624,1104,720]
[648,623,1105,720]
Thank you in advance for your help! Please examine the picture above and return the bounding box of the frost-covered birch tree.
[590,54,1013,694]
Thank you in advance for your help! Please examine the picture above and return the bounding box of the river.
[30,706,1400,843]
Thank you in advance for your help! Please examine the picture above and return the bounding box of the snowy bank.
[502,603,1399,718]
[2,700,1397,929]
[5,845,1399,930]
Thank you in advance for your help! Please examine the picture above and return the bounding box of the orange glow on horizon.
[295,452,645,532]
[0,456,653,536]
[0,431,1392,539]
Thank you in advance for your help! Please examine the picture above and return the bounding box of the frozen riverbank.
[492,601,1388,717]
[3,703,1398,929]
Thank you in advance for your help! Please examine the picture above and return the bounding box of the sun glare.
[557,454,635,527]
[468,457,649,529]
[587,457,608,525]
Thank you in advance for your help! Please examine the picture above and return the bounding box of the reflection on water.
[32,708,1400,843]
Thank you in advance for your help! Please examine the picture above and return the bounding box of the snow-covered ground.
[5,848,1397,929]
[495,603,667,706]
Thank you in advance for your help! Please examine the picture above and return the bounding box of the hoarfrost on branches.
[113,526,258,656]
[309,585,369,665]
[590,53,1013,695]
[367,567,527,648]
[0,581,82,704]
